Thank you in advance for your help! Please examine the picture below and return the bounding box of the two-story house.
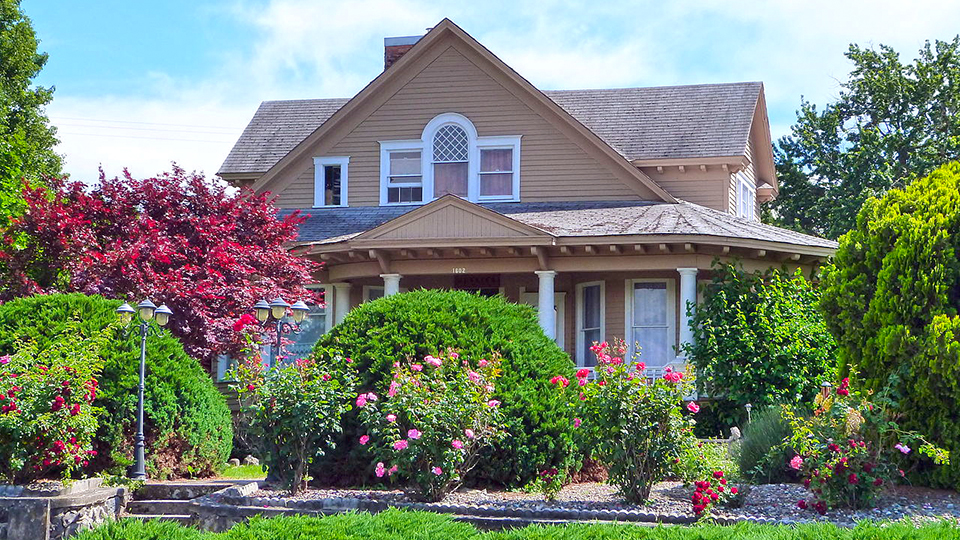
[219,19,836,378]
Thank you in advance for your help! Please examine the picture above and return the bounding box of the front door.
[520,292,565,350]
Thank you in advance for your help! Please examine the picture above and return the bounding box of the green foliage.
[769,37,960,239]
[735,406,795,484]
[231,354,353,494]
[358,350,504,501]
[783,379,947,512]
[685,261,837,417]
[73,510,960,540]
[0,324,108,482]
[524,466,566,502]
[689,399,744,439]
[566,340,698,503]
[821,162,960,489]
[312,290,576,488]
[677,441,739,486]
[0,0,60,230]
[0,293,232,479]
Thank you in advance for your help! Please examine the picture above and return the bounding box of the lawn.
[218,464,267,479]
[74,509,960,539]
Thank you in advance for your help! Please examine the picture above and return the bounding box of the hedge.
[0,293,232,478]
[312,289,576,488]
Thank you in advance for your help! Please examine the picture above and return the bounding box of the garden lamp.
[253,300,271,323]
[137,300,157,322]
[820,381,832,399]
[290,301,310,324]
[116,303,135,325]
[154,304,173,327]
[269,297,290,320]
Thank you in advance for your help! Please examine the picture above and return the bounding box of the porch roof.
[282,200,837,251]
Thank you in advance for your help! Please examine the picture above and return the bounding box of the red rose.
[730,487,738,495]
[797,499,807,510]
[848,473,859,484]
[713,471,724,479]
[873,478,883,486]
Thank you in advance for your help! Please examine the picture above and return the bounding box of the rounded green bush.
[312,289,576,487]
[0,293,232,478]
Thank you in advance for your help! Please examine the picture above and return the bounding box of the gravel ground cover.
[249,481,960,526]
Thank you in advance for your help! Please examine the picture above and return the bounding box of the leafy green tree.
[684,261,837,422]
[821,162,960,489]
[767,37,960,239]
[0,0,60,229]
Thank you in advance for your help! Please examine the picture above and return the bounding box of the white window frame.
[379,141,425,206]
[737,173,756,220]
[575,281,605,368]
[313,157,349,208]
[378,113,521,206]
[624,278,676,368]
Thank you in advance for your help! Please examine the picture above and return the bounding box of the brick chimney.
[384,35,422,70]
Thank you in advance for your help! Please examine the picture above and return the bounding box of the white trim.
[307,284,334,334]
[378,113,522,206]
[575,281,605,368]
[313,156,349,208]
[624,278,676,368]
[736,171,756,221]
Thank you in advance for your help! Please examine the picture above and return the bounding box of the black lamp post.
[253,297,309,368]
[116,299,173,480]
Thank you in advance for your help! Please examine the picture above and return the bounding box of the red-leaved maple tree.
[0,166,319,370]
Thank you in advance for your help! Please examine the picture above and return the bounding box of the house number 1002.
[452,267,467,274]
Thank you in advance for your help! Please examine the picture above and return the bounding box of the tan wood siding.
[639,166,728,211]
[275,47,641,208]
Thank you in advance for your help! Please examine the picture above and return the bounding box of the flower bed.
[203,480,960,528]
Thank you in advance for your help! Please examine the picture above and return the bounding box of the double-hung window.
[314,157,349,207]
[379,113,520,205]
[737,173,755,220]
[625,279,676,368]
[575,281,605,368]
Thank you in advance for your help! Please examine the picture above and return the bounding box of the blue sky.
[23,0,960,181]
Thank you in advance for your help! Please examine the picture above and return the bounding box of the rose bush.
[0,323,110,483]
[231,351,354,495]
[784,378,949,513]
[558,339,698,503]
[690,470,742,518]
[357,350,504,502]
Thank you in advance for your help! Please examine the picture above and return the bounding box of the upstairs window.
[737,172,755,220]
[379,113,521,205]
[314,157,349,207]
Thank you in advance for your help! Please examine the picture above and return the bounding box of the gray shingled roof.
[543,82,761,161]
[220,98,349,175]
[219,82,761,175]
[284,201,837,250]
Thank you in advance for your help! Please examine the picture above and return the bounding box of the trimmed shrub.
[821,162,960,489]
[0,293,232,478]
[312,290,576,488]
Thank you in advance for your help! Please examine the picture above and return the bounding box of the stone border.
[0,485,126,539]
[190,482,780,532]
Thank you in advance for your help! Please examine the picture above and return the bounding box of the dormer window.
[379,113,520,205]
[314,156,349,207]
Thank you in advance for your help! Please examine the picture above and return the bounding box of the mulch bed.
[249,480,960,526]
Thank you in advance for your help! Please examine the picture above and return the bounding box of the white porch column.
[534,270,557,340]
[381,273,402,297]
[677,267,698,358]
[332,282,352,325]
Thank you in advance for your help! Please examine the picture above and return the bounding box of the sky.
[23,0,960,182]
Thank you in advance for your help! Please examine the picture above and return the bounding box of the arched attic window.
[378,113,521,205]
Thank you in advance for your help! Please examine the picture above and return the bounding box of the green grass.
[74,509,960,539]
[218,464,267,479]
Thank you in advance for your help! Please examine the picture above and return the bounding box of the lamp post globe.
[253,300,271,323]
[269,297,290,320]
[290,301,310,324]
[116,303,135,325]
[136,300,157,322]
[154,304,173,327]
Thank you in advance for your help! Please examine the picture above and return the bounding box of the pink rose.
[407,429,421,440]
[452,439,464,449]
[425,355,442,367]
[393,439,408,450]
[468,371,481,383]
[487,400,500,408]
[687,402,700,414]
[573,418,581,428]
[411,364,423,372]
[478,359,488,368]
[484,385,494,393]
[432,466,443,475]
[790,455,803,470]
[366,392,378,402]
[356,394,368,408]
[450,352,459,359]
[359,435,370,445]
[375,462,386,478]
[386,414,397,423]
[465,429,475,439]
[0,356,9,365]
[388,381,400,397]
[388,465,398,476]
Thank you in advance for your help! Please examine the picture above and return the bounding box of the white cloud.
[47,0,960,179]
